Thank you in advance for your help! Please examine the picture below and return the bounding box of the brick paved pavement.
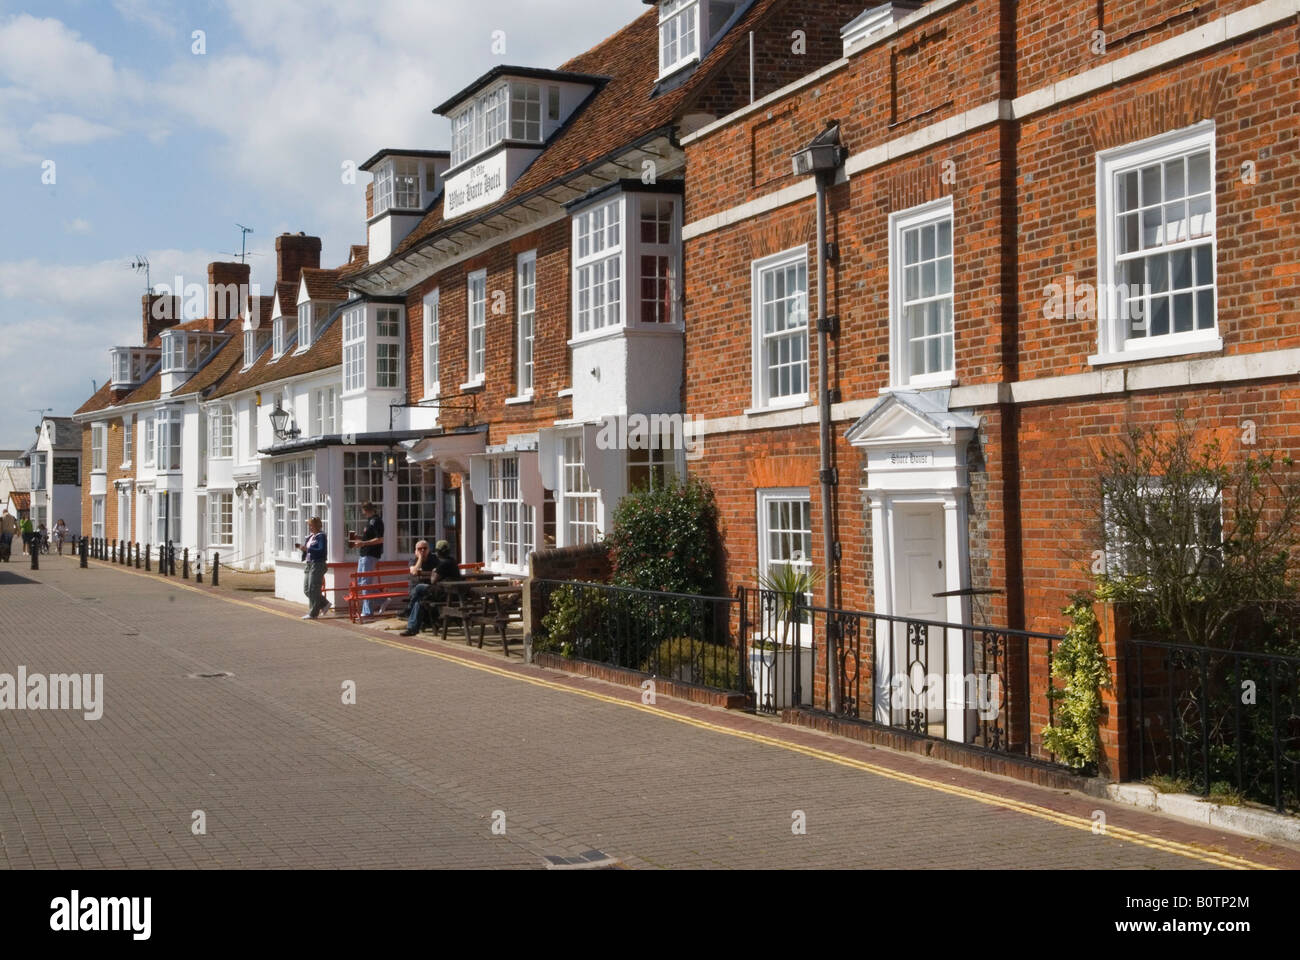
[1,558,1296,870]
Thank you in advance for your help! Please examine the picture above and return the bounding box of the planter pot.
[748,643,813,711]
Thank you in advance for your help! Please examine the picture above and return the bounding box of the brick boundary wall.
[780,708,1108,796]
[522,542,614,653]
[534,652,747,709]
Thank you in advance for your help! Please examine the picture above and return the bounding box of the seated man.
[398,540,461,637]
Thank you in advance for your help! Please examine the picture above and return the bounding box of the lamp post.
[792,121,846,714]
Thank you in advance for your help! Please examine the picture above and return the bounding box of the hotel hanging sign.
[444,152,508,219]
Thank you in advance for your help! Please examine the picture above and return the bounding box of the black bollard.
[79,535,88,568]
[134,542,140,569]
[30,539,38,570]
[182,547,189,580]
[212,552,219,587]
[169,543,176,577]
[145,543,151,572]
[196,552,202,585]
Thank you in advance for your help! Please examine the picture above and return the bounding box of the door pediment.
[845,390,978,450]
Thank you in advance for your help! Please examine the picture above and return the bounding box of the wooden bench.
[346,561,415,622]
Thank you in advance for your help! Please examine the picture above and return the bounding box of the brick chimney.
[206,261,251,330]
[365,183,374,221]
[142,294,182,344]
[275,232,322,287]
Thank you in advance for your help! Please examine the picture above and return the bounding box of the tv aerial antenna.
[222,223,261,264]
[129,255,151,293]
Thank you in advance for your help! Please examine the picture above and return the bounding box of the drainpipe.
[815,169,837,715]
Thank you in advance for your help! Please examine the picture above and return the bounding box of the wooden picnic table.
[436,580,522,655]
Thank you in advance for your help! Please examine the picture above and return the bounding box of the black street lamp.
[384,445,400,481]
[268,400,300,442]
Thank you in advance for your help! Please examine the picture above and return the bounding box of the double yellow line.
[78,558,1273,869]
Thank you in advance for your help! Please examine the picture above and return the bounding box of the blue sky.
[0,0,648,449]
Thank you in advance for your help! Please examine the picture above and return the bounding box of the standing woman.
[294,517,330,620]
[54,519,68,555]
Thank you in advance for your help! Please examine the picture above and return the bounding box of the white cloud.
[112,0,181,38]
[28,113,119,146]
[65,218,93,235]
[0,15,133,105]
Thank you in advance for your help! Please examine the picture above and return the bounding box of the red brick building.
[680,0,1299,736]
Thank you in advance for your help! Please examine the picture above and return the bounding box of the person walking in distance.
[0,510,16,562]
[54,518,68,556]
[294,517,330,620]
[19,515,33,556]
[349,500,384,618]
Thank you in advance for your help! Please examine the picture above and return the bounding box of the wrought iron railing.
[531,579,746,694]
[792,600,1067,763]
[1126,638,1300,812]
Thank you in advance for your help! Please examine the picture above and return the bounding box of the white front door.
[888,503,946,733]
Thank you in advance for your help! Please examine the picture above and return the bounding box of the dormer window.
[161,330,221,374]
[110,347,158,387]
[272,314,293,359]
[659,0,699,76]
[242,327,270,369]
[449,80,553,168]
[659,0,741,79]
[373,158,421,215]
[297,303,312,350]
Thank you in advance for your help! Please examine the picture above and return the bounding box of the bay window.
[343,307,366,392]
[157,408,182,472]
[376,307,402,389]
[486,456,534,569]
[573,198,623,334]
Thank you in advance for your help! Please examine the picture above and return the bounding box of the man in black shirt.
[399,539,461,637]
[349,500,384,618]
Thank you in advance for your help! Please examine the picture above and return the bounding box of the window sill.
[568,327,626,349]
[744,396,811,418]
[459,380,485,393]
[879,374,957,394]
[557,388,574,398]
[1088,336,1223,367]
[504,394,534,406]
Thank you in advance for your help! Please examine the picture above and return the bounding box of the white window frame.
[485,455,530,572]
[157,407,182,472]
[296,302,312,351]
[208,404,233,458]
[311,387,337,437]
[91,423,105,472]
[572,197,624,337]
[659,0,700,78]
[117,486,132,543]
[375,306,403,390]
[343,307,366,393]
[750,245,810,412]
[1093,122,1219,365]
[207,492,233,548]
[1103,481,1223,580]
[272,314,290,360]
[143,416,155,466]
[423,288,440,398]
[162,332,186,373]
[467,270,487,384]
[756,488,814,641]
[635,195,681,326]
[122,417,132,466]
[510,83,542,142]
[888,197,955,389]
[91,496,104,540]
[560,434,600,546]
[516,252,536,396]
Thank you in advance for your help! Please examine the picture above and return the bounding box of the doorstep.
[1108,783,1300,845]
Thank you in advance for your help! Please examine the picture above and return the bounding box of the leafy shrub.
[1042,594,1110,770]
[536,584,610,658]
[607,477,721,596]
[639,637,740,690]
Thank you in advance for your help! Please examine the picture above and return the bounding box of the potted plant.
[748,564,821,710]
